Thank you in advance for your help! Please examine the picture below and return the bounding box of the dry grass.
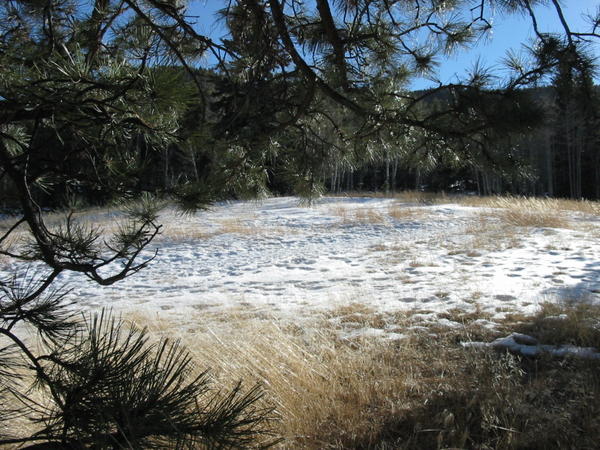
[330,206,387,225]
[442,213,523,255]
[3,194,595,250]
[330,203,428,226]
[325,302,390,329]
[156,225,216,242]
[466,199,570,230]
[354,208,387,224]
[216,217,259,235]
[408,258,438,268]
[126,310,415,448]
[388,190,449,205]
[498,206,570,229]
[511,301,600,349]
[336,191,600,218]
[440,204,567,257]
[0,207,277,248]
[387,203,429,222]
[4,302,600,448]
[370,241,424,266]
[328,205,352,223]
[124,309,407,448]
[457,195,600,233]
[119,302,600,449]
[160,215,266,239]
[458,195,600,216]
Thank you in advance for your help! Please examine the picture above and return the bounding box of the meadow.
[2,193,600,448]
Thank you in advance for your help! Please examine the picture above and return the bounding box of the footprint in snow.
[188,288,205,293]
[298,284,325,291]
[162,286,182,292]
[192,303,216,311]
[261,287,285,292]
[329,256,350,261]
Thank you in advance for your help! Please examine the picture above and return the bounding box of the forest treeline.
[328,84,600,199]
[2,73,597,210]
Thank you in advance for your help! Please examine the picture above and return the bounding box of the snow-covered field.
[3,196,600,333]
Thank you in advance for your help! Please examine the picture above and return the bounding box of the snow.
[464,332,600,359]
[2,196,600,335]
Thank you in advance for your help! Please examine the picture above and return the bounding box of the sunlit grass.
[118,302,600,449]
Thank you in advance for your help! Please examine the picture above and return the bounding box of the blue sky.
[424,0,600,88]
[187,0,600,88]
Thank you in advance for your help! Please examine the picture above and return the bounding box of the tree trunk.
[391,158,398,192]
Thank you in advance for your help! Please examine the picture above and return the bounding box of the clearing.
[3,194,598,334]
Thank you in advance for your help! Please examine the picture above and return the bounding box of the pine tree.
[0,1,277,446]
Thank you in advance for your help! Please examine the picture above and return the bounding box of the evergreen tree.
[0,1,276,446]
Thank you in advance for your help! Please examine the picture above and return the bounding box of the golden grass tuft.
[161,216,291,240]
[511,301,600,349]
[330,203,428,226]
[217,217,259,235]
[328,205,351,223]
[408,258,438,268]
[387,203,429,221]
[464,199,571,230]
[329,206,387,225]
[447,212,523,254]
[458,195,600,218]
[389,190,449,205]
[498,207,570,229]
[156,226,216,242]
[325,302,389,329]
[354,207,387,224]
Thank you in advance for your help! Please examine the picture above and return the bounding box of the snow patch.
[2,196,600,332]
[464,332,600,359]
